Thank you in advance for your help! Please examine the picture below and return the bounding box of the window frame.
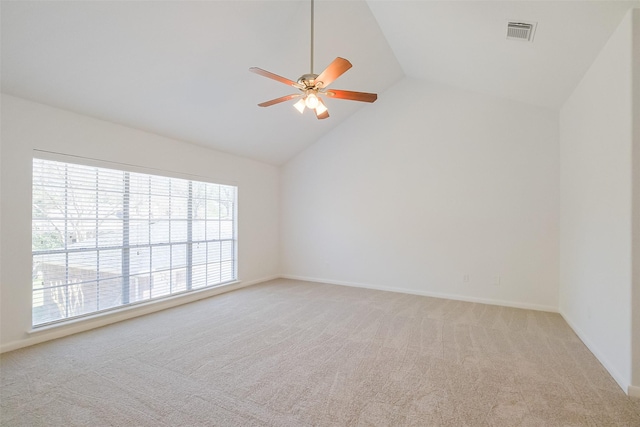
[31,152,238,327]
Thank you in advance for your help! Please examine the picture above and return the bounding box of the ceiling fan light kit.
[249,0,377,120]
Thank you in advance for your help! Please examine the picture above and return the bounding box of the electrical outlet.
[492,275,501,286]
[463,274,470,283]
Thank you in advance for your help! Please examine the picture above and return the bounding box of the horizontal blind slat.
[32,158,237,327]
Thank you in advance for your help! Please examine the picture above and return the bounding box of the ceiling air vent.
[506,21,536,42]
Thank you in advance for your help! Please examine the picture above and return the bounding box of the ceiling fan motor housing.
[249,56,377,119]
[298,74,320,89]
[249,0,377,119]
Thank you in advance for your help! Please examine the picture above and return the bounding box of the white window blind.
[32,157,237,327]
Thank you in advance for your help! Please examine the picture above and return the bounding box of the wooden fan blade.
[258,94,301,107]
[325,89,377,103]
[314,57,352,88]
[249,67,303,89]
[315,110,330,120]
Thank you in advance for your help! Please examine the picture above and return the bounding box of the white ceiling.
[368,0,638,110]
[2,1,637,165]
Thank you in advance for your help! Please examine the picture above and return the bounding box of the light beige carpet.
[1,279,639,426]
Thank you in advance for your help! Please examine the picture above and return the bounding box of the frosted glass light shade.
[315,99,328,114]
[305,93,319,109]
[293,98,306,113]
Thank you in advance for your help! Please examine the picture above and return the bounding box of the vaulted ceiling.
[2,1,637,165]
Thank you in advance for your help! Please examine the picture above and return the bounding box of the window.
[32,157,237,327]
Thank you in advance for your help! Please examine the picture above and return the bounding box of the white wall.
[632,8,640,394]
[281,78,559,311]
[559,11,634,393]
[0,94,280,352]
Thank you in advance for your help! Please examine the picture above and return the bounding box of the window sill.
[28,280,241,334]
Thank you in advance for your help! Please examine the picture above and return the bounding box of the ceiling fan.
[249,0,377,120]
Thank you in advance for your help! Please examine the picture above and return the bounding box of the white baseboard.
[559,311,629,395]
[0,275,279,354]
[279,274,558,313]
[281,275,638,396]
[7,272,636,398]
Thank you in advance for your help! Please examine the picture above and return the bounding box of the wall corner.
[631,7,640,392]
